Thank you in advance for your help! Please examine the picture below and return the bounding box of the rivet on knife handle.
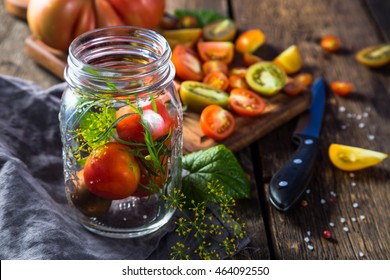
[269,134,319,211]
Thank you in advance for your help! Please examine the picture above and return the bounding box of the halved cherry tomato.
[179,81,229,113]
[229,75,248,89]
[116,99,172,143]
[203,18,237,41]
[294,73,313,88]
[200,105,236,141]
[202,60,229,75]
[320,35,342,52]
[273,45,302,75]
[203,71,229,91]
[84,142,141,200]
[243,53,263,66]
[162,28,202,49]
[235,29,265,53]
[283,79,305,96]
[229,67,247,78]
[197,41,235,64]
[179,15,199,28]
[355,44,390,67]
[329,144,387,171]
[229,88,267,117]
[245,62,286,96]
[171,44,204,81]
[331,81,353,96]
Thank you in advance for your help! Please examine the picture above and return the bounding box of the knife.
[269,77,326,211]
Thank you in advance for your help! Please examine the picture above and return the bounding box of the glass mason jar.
[59,26,182,238]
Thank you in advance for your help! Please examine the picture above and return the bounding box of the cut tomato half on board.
[171,44,204,81]
[203,18,237,42]
[200,105,236,141]
[328,144,387,171]
[273,45,302,75]
[162,28,202,49]
[203,71,229,91]
[229,88,267,117]
[245,62,286,96]
[197,41,235,64]
[355,44,390,67]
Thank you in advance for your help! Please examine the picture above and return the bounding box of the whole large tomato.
[27,0,165,52]
[83,142,141,200]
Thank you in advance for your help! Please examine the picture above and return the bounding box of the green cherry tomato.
[245,62,286,96]
[179,81,229,113]
[355,44,390,67]
[203,18,237,42]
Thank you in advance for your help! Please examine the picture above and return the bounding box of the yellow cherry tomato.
[235,29,265,53]
[329,144,388,171]
[273,45,302,75]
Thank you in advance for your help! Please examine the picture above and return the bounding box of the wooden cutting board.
[25,35,311,154]
[4,0,29,19]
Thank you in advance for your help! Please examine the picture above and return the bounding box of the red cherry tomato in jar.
[321,35,342,52]
[331,81,353,96]
[200,105,236,141]
[84,142,141,200]
[171,44,204,81]
[229,88,267,117]
[116,99,172,143]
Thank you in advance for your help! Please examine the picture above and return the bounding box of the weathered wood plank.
[232,0,390,259]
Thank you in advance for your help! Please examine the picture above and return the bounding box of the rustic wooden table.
[1,0,389,260]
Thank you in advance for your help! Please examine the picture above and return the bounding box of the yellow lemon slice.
[273,45,302,75]
[329,144,388,171]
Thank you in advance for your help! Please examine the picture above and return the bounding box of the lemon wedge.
[273,45,302,75]
[329,144,388,171]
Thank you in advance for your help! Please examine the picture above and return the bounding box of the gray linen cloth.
[0,75,249,260]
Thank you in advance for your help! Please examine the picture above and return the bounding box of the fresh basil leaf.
[174,9,226,27]
[182,145,251,203]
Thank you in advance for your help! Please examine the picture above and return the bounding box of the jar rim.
[65,26,174,96]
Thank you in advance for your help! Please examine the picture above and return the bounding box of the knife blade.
[269,77,326,211]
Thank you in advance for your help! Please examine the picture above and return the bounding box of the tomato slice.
[329,144,387,171]
[171,44,204,81]
[229,75,248,89]
[200,105,236,141]
[116,99,172,143]
[243,53,263,66]
[229,67,247,78]
[203,18,237,41]
[229,88,267,117]
[202,60,229,75]
[331,81,353,96]
[197,42,235,64]
[179,81,229,113]
[355,44,390,67]
[283,79,304,96]
[245,62,286,96]
[162,28,202,49]
[273,45,302,75]
[320,35,342,52]
[203,71,229,91]
[235,29,265,53]
[84,142,141,200]
[294,73,313,88]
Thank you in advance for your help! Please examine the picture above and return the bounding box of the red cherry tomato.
[116,99,172,143]
[321,35,342,52]
[283,79,305,96]
[331,81,353,96]
[171,44,204,81]
[197,42,235,64]
[200,105,236,141]
[229,75,248,89]
[294,73,313,88]
[84,142,141,200]
[229,88,267,116]
[203,71,230,91]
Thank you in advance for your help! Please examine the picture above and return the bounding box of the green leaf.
[174,9,227,27]
[182,145,251,203]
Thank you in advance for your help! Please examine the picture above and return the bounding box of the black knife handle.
[269,134,319,211]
